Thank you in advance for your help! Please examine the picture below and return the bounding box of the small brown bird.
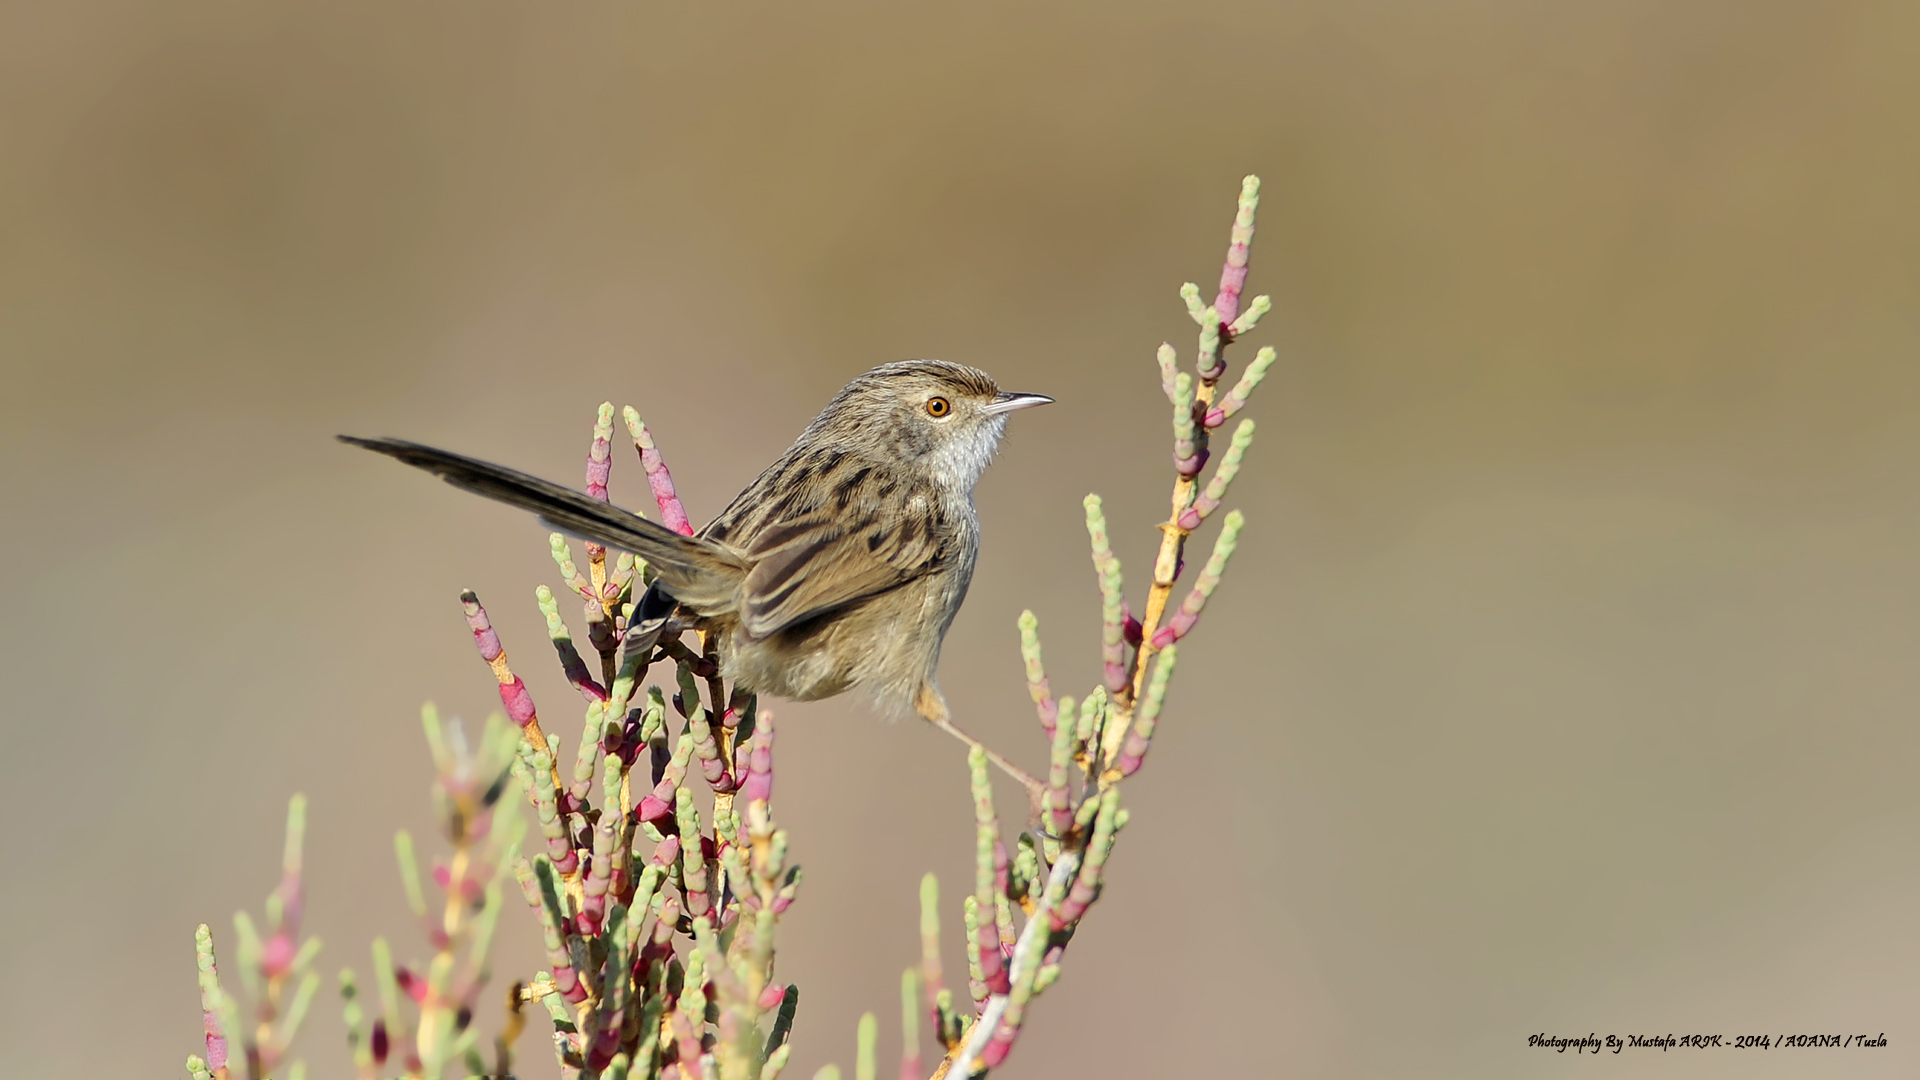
[342,360,1050,778]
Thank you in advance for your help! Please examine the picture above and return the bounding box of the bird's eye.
[925,396,952,418]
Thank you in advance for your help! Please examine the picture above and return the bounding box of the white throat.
[926,415,1008,493]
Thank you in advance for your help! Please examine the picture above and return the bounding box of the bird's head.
[809,360,1053,490]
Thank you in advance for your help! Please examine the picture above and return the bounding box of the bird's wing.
[736,496,952,639]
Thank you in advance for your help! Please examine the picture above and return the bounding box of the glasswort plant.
[187,175,1275,1080]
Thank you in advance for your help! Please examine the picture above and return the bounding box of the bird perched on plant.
[341,360,1051,785]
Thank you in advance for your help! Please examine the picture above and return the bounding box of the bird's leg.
[916,684,1046,809]
[933,717,1048,818]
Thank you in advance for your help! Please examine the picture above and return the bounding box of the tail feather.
[338,435,746,607]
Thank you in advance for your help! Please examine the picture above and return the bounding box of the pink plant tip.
[629,414,695,536]
[395,966,429,1003]
[1213,176,1259,327]
[740,723,775,808]
[261,933,294,976]
[585,452,612,502]
[757,982,788,1011]
[1035,697,1058,741]
[1152,608,1201,649]
[462,596,504,663]
[637,791,674,825]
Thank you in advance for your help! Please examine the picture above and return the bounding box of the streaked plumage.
[342,360,1051,722]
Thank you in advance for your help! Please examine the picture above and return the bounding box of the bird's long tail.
[338,435,746,609]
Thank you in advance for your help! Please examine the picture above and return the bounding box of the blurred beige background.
[3,1,1917,1077]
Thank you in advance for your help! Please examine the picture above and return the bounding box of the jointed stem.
[1126,377,1217,711]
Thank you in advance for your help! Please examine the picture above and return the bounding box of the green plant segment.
[340,706,527,1078]
[188,795,323,1080]
[900,176,1268,1080]
[187,176,1272,1080]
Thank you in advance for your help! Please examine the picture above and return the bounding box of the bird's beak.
[982,392,1054,415]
